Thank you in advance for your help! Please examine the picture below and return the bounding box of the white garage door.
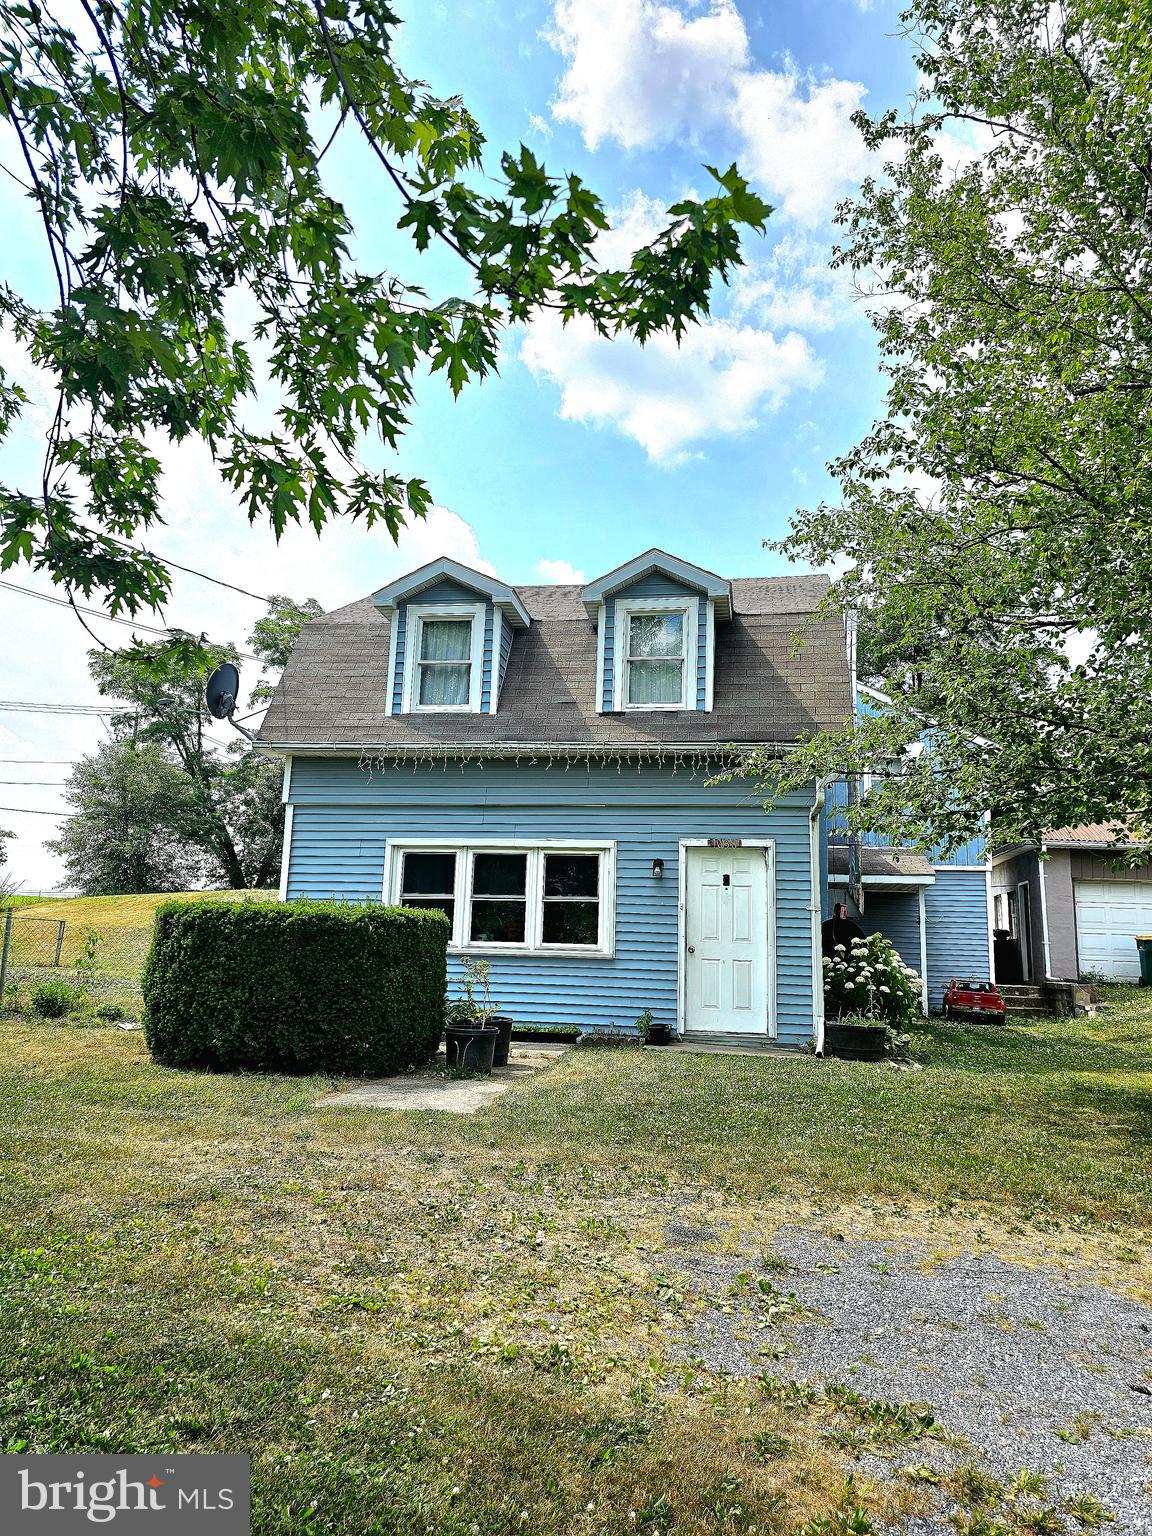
[1074,880,1152,980]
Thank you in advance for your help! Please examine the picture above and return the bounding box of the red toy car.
[943,978,1006,1023]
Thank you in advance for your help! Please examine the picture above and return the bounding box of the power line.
[0,779,68,785]
[0,701,116,716]
[0,758,77,764]
[0,805,71,817]
[0,578,261,660]
[0,578,172,636]
[101,535,272,604]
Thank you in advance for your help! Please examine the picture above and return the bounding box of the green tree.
[84,593,308,889]
[761,0,1152,853]
[45,741,209,895]
[0,0,770,629]
[248,594,324,703]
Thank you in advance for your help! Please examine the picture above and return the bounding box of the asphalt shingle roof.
[256,573,851,751]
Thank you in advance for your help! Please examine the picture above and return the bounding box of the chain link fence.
[0,913,153,1007]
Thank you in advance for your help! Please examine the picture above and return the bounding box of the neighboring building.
[992,824,1152,982]
[256,549,995,1043]
[823,685,994,1012]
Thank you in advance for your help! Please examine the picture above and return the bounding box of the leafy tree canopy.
[0,0,770,643]
[45,740,210,895]
[757,0,1152,854]
[62,593,317,891]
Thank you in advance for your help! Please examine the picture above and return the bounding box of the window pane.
[470,899,527,944]
[403,897,455,924]
[418,662,470,706]
[473,852,528,896]
[628,612,683,659]
[542,902,599,946]
[420,619,472,661]
[627,658,682,705]
[401,852,456,895]
[544,853,599,899]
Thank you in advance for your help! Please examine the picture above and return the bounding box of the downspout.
[810,779,829,1055]
[1036,840,1052,981]
[917,884,929,1015]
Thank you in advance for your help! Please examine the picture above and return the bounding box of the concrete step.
[998,984,1044,999]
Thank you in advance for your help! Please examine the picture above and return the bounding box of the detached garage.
[1074,881,1152,981]
[993,823,1152,983]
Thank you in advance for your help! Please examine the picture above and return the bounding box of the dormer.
[373,558,530,716]
[580,550,731,714]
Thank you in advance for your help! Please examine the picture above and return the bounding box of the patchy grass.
[0,994,1149,1533]
[10,887,277,931]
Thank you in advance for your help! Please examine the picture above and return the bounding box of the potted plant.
[444,958,503,1074]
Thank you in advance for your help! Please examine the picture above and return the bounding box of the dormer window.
[626,610,687,707]
[615,598,696,711]
[417,618,473,707]
[402,603,485,713]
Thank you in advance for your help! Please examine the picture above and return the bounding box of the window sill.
[451,945,613,961]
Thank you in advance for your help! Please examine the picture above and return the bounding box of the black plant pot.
[646,1022,673,1046]
[824,1021,888,1062]
[445,1025,498,1075]
[489,1015,514,1068]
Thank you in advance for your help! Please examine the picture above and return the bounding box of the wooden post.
[53,919,65,967]
[0,908,13,1005]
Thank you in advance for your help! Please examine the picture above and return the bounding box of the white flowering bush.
[822,933,922,1028]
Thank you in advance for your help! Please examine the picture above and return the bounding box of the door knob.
[687,944,695,954]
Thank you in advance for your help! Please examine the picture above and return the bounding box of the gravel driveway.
[672,1226,1152,1533]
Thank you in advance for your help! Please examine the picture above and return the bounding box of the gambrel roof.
[256,572,850,752]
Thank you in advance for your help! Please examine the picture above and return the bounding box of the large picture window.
[389,842,614,954]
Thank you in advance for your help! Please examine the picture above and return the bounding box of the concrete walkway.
[319,1042,570,1115]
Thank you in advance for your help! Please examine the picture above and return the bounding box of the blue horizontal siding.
[416,577,485,604]
[862,891,923,1009]
[923,868,992,1007]
[497,615,514,704]
[823,778,987,867]
[285,757,819,1044]
[389,605,406,714]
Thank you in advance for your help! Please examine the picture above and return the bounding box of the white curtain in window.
[627,612,683,704]
[418,619,472,705]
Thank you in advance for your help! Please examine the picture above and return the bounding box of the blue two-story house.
[256,550,994,1045]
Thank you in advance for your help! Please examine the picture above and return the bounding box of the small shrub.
[95,1003,127,1023]
[143,899,449,1075]
[31,980,80,1018]
[823,933,922,1028]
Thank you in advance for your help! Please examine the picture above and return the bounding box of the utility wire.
[0,779,68,785]
[0,758,77,764]
[0,701,116,716]
[100,534,272,604]
[0,578,261,660]
[0,805,71,817]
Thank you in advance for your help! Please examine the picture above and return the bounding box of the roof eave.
[580,548,732,622]
[371,556,530,628]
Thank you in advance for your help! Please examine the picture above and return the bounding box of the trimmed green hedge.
[143,899,448,1075]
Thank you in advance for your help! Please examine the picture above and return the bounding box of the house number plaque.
[707,837,742,847]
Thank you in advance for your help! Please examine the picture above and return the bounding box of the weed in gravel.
[750,1429,791,1461]
[953,1464,1006,1506]
[1062,1492,1114,1529]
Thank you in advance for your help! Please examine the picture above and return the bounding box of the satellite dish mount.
[205,663,255,741]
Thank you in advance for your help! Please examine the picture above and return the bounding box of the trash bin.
[1136,936,1152,985]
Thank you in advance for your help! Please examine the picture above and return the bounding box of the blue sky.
[0,0,920,887]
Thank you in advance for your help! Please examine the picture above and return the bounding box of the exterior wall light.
[651,858,665,879]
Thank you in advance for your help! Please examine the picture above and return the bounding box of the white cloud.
[549,0,747,150]
[519,309,821,463]
[546,0,872,228]
[527,112,553,140]
[730,233,858,331]
[729,68,870,226]
[535,558,587,584]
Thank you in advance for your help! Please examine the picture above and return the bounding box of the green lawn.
[0,997,1148,1534]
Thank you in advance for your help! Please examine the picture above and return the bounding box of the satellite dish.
[205,663,240,720]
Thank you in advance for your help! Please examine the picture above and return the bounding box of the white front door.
[683,845,771,1036]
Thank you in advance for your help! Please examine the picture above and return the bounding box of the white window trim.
[612,596,697,712]
[383,837,617,957]
[402,601,486,714]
